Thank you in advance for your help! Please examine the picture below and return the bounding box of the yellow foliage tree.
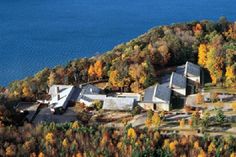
[206,47,224,84]
[169,140,178,152]
[230,152,236,157]
[145,118,152,128]
[45,132,55,145]
[94,60,103,79]
[224,23,236,40]
[152,112,161,127]
[225,66,236,81]
[47,72,57,87]
[198,44,208,67]
[208,142,216,153]
[127,128,137,140]
[22,83,32,98]
[62,138,69,148]
[162,139,170,149]
[72,121,80,129]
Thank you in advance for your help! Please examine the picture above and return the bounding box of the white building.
[48,85,75,113]
[139,83,171,111]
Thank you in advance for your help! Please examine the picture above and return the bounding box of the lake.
[0,0,235,86]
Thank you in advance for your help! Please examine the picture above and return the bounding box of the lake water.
[0,0,235,86]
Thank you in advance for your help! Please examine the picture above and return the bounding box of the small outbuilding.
[102,97,135,111]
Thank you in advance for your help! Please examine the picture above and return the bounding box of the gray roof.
[80,84,101,95]
[161,74,171,84]
[169,72,186,89]
[79,95,93,102]
[176,65,185,75]
[143,83,171,103]
[70,87,82,101]
[184,61,200,77]
[33,107,78,124]
[102,97,134,111]
[143,85,155,102]
[154,83,171,103]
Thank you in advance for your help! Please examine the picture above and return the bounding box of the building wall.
[172,88,186,96]
[138,102,154,110]
[138,102,170,111]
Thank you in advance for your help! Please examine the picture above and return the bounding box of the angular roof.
[184,61,200,77]
[33,107,78,124]
[49,85,73,96]
[49,85,74,109]
[143,85,156,102]
[169,72,186,89]
[154,83,171,103]
[80,84,101,95]
[143,83,171,104]
[176,65,185,75]
[102,97,134,111]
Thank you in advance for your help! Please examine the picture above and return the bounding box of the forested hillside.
[5,17,236,101]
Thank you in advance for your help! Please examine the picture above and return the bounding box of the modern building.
[48,85,75,113]
[139,61,201,111]
[184,61,201,94]
[139,83,171,111]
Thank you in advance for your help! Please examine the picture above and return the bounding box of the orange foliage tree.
[193,23,203,36]
[88,64,95,80]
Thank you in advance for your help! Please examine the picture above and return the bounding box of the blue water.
[0,0,235,86]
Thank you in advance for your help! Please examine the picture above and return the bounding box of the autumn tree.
[5,144,16,157]
[45,132,55,145]
[94,60,103,79]
[225,65,236,86]
[198,44,208,67]
[88,64,95,80]
[193,23,203,37]
[206,47,224,84]
[22,82,32,98]
[224,22,236,40]
[152,112,161,127]
[129,64,146,92]
[47,71,57,87]
[157,41,171,66]
[195,93,204,104]
[127,128,137,140]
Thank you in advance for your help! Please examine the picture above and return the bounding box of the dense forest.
[0,120,236,157]
[0,17,234,103]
